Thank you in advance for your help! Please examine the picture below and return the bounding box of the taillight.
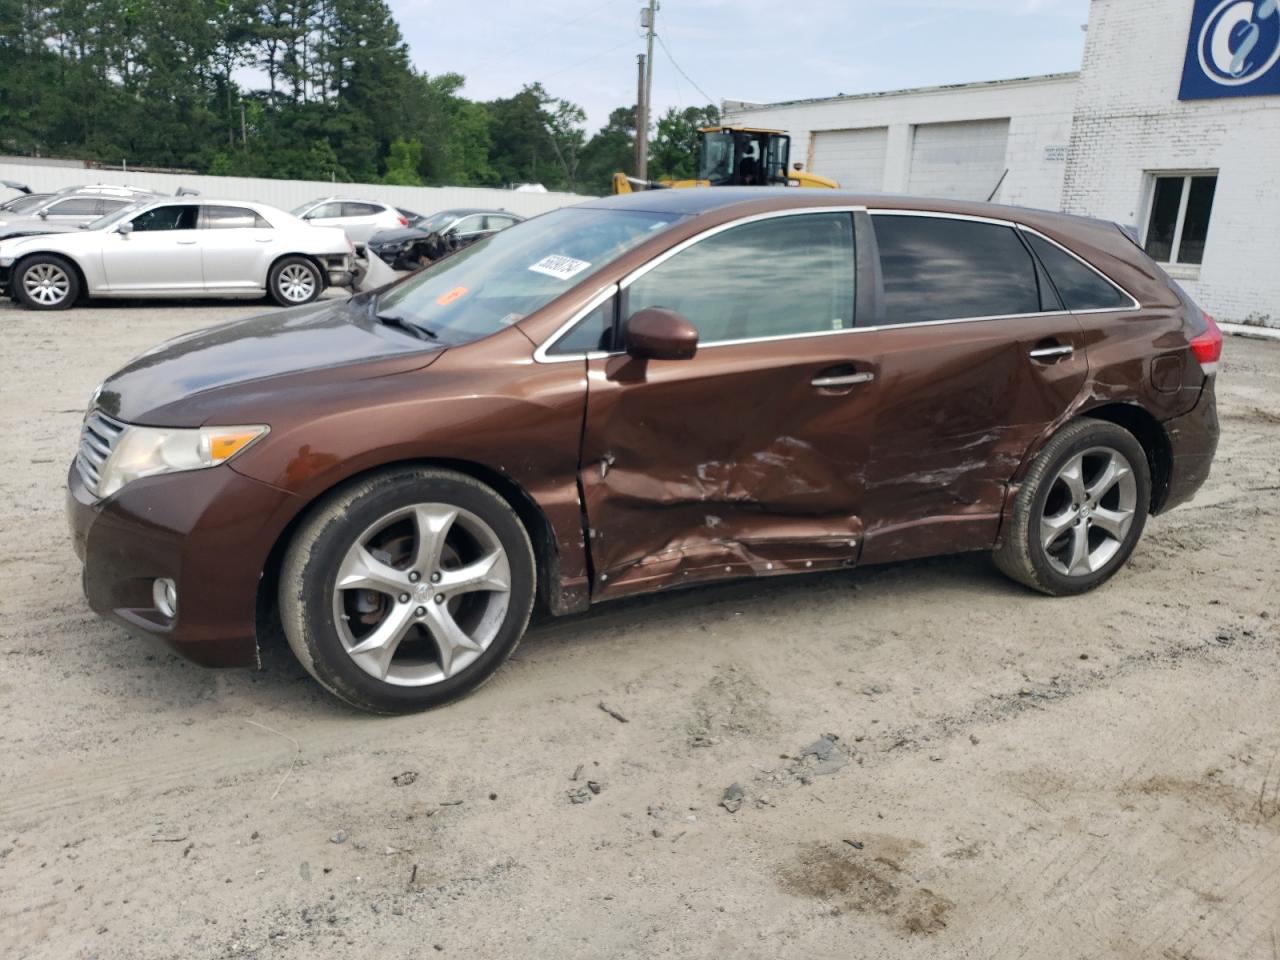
[1189,311,1222,373]
[397,215,408,227]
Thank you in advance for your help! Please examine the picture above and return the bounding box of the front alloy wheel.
[332,504,512,685]
[14,255,80,310]
[280,467,535,713]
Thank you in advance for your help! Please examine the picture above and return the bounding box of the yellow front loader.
[614,125,838,193]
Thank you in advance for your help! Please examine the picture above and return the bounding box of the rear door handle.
[255,237,273,243]
[811,371,875,388]
[1029,345,1074,360]
[176,238,198,245]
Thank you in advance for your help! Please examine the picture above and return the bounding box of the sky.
[388,0,1092,133]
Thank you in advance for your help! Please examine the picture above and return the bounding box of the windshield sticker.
[435,286,468,306]
[528,255,592,281]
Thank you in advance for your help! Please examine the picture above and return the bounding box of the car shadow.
[93,550,1026,721]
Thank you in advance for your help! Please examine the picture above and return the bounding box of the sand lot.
[1,297,1277,960]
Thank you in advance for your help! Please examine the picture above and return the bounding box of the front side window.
[204,205,270,229]
[1143,173,1216,266]
[873,214,1041,324]
[129,205,199,232]
[548,297,615,356]
[626,213,855,344]
[375,206,679,346]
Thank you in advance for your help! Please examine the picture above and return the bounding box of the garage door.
[809,127,888,192]
[907,118,1010,201]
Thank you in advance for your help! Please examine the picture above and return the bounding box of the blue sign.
[1180,0,1280,100]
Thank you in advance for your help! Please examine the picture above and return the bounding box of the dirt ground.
[1,297,1277,960]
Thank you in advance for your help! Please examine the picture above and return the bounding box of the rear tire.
[268,256,323,306]
[12,255,80,310]
[995,419,1151,596]
[279,467,536,714]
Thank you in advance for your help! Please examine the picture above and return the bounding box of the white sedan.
[0,199,357,310]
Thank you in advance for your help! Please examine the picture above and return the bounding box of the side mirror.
[625,307,699,361]
[117,221,133,235]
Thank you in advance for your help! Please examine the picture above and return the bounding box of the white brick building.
[723,73,1078,213]
[723,0,1280,327]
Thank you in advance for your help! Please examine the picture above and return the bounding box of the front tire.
[279,467,536,714]
[995,419,1151,596]
[13,255,80,310]
[268,256,323,306]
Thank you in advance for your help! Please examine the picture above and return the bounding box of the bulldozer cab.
[697,127,792,186]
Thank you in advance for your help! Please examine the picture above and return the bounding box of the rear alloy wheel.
[995,419,1151,596]
[279,468,535,713]
[14,256,79,310]
[268,256,323,306]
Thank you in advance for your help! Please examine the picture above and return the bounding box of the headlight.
[97,424,268,497]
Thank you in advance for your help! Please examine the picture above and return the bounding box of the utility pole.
[634,54,646,178]
[636,0,658,181]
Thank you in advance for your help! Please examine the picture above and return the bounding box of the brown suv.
[66,188,1221,713]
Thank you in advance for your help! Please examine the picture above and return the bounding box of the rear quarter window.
[1023,232,1133,311]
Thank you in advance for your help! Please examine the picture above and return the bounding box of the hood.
[94,296,442,425]
[0,218,84,241]
[368,226,432,246]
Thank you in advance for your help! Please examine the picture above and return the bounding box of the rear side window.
[342,202,381,217]
[204,205,271,229]
[626,212,856,344]
[1023,232,1132,311]
[872,214,1040,324]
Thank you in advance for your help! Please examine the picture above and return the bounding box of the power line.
[656,33,716,106]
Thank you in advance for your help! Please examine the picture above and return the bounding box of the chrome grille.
[76,411,125,496]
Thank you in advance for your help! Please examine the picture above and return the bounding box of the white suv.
[290,198,411,248]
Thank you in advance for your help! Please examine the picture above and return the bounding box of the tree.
[650,104,720,181]
[543,97,587,193]
[579,106,635,195]
[382,137,423,185]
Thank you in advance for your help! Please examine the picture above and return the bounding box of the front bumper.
[1160,376,1220,512]
[67,460,298,667]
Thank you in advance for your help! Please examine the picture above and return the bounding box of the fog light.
[152,578,178,619]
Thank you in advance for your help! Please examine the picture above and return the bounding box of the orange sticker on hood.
[436,286,468,306]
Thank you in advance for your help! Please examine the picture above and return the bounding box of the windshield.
[374,206,680,344]
[698,131,735,184]
[289,200,321,216]
[85,201,147,231]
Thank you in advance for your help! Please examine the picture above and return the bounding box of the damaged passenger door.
[578,210,876,600]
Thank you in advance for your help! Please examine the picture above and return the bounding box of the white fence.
[0,160,588,220]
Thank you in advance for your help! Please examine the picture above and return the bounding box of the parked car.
[0,185,165,240]
[367,208,525,270]
[290,197,415,248]
[2,198,355,309]
[66,188,1221,713]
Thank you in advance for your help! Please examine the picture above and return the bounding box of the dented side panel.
[856,313,1089,564]
[581,343,876,599]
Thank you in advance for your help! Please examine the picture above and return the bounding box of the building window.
[1143,173,1217,266]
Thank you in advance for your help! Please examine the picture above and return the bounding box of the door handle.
[254,237,273,243]
[176,238,198,245]
[1029,344,1074,360]
[811,371,874,388]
